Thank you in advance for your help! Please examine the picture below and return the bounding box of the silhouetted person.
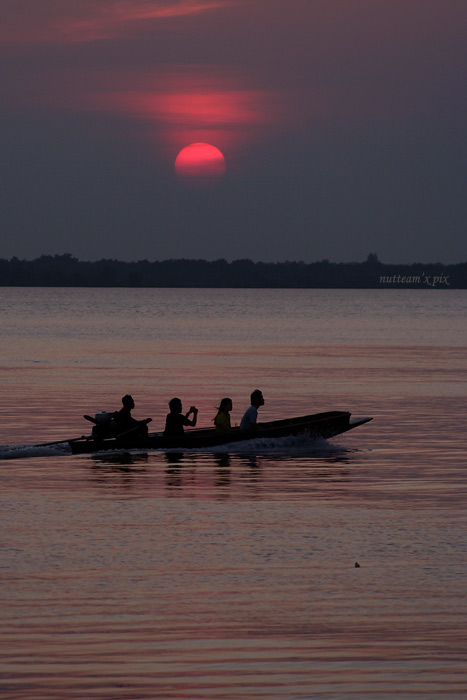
[113,394,151,437]
[240,390,264,431]
[164,397,198,437]
[214,398,233,432]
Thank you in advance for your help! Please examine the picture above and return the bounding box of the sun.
[175,143,226,182]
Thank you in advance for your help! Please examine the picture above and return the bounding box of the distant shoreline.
[1,255,465,288]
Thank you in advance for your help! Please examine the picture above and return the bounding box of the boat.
[67,411,373,455]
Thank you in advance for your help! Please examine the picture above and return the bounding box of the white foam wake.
[0,443,71,460]
[155,433,342,455]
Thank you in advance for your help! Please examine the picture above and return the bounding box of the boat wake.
[0,443,72,460]
[156,433,344,456]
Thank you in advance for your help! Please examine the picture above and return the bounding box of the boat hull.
[68,411,372,455]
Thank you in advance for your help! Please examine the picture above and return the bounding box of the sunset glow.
[90,79,279,153]
[1,0,466,263]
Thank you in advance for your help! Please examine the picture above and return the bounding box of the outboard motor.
[91,411,117,439]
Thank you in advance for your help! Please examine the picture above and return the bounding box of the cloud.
[87,67,285,152]
[0,0,232,44]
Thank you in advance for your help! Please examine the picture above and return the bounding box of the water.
[1,288,466,699]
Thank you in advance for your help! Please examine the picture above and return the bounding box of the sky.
[1,0,466,264]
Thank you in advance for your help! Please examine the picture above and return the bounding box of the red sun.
[175,143,226,182]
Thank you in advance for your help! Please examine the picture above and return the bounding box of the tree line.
[0,254,465,288]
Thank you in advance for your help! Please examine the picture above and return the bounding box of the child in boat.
[214,398,233,432]
[164,397,198,436]
[240,389,264,431]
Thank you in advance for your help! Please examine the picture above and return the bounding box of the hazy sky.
[1,0,466,263]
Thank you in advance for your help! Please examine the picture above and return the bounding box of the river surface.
[1,287,466,699]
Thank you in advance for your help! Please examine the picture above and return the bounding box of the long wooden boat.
[68,411,372,455]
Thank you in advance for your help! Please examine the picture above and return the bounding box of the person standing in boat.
[240,390,264,431]
[113,394,151,437]
[214,398,233,432]
[164,398,198,436]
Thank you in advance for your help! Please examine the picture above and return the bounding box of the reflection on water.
[70,445,369,506]
[2,441,466,700]
[91,450,149,467]
[1,289,466,699]
[69,437,357,500]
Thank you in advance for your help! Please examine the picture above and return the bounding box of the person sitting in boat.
[240,389,264,431]
[214,398,233,432]
[164,397,198,436]
[113,394,151,437]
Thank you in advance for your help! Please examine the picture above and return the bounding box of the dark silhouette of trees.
[0,254,464,288]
